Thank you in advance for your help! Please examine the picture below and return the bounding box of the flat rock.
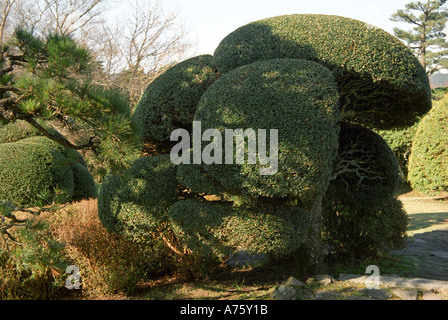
[391,288,418,300]
[421,291,444,300]
[340,274,448,294]
[430,251,448,259]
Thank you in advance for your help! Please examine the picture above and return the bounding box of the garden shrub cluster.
[213,14,431,130]
[408,96,448,194]
[0,122,97,207]
[99,14,432,277]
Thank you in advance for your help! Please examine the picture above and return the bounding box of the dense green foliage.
[15,135,96,200]
[0,141,74,207]
[194,58,341,206]
[169,199,311,263]
[98,155,179,241]
[376,120,420,182]
[408,96,448,193]
[132,55,220,143]
[328,122,401,211]
[213,14,431,129]
[322,197,408,260]
[99,14,432,277]
[0,120,41,143]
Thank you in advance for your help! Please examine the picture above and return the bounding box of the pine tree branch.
[24,116,97,151]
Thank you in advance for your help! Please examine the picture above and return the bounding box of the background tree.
[91,0,191,109]
[391,0,448,75]
[0,0,191,110]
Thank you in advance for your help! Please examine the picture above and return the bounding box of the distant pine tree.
[391,0,448,75]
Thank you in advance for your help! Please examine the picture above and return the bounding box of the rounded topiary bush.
[194,58,341,206]
[0,141,74,207]
[322,197,408,260]
[70,163,97,200]
[214,14,431,129]
[408,97,448,193]
[15,136,95,200]
[132,55,221,145]
[328,122,401,211]
[168,199,311,263]
[376,120,420,183]
[98,154,180,241]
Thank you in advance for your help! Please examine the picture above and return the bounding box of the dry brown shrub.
[44,199,172,297]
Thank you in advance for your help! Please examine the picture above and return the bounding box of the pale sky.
[158,0,413,56]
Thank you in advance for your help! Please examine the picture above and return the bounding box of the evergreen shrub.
[214,14,431,129]
[194,58,341,206]
[132,55,221,143]
[408,97,448,193]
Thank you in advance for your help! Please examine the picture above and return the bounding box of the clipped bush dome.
[15,136,96,200]
[132,55,221,144]
[98,154,179,241]
[214,14,431,129]
[168,199,311,261]
[0,141,74,207]
[194,58,341,206]
[409,97,448,193]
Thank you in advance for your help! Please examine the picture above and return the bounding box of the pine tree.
[391,0,448,75]
[0,29,141,171]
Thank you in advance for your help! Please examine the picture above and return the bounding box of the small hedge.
[132,55,221,144]
[194,58,341,206]
[328,122,401,211]
[168,199,311,262]
[322,197,408,260]
[0,141,74,207]
[408,97,448,193]
[213,14,431,129]
[15,136,95,200]
[98,154,179,241]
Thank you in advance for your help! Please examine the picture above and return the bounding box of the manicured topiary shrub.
[15,136,87,167]
[71,163,97,200]
[0,141,74,207]
[328,122,401,211]
[98,154,180,241]
[322,197,408,260]
[132,55,221,144]
[168,199,311,265]
[98,14,433,275]
[376,120,420,183]
[408,97,448,193]
[14,136,95,200]
[194,58,341,206]
[214,14,431,129]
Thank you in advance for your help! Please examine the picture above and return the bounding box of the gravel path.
[392,196,448,282]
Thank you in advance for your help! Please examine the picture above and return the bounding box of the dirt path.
[392,194,448,281]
